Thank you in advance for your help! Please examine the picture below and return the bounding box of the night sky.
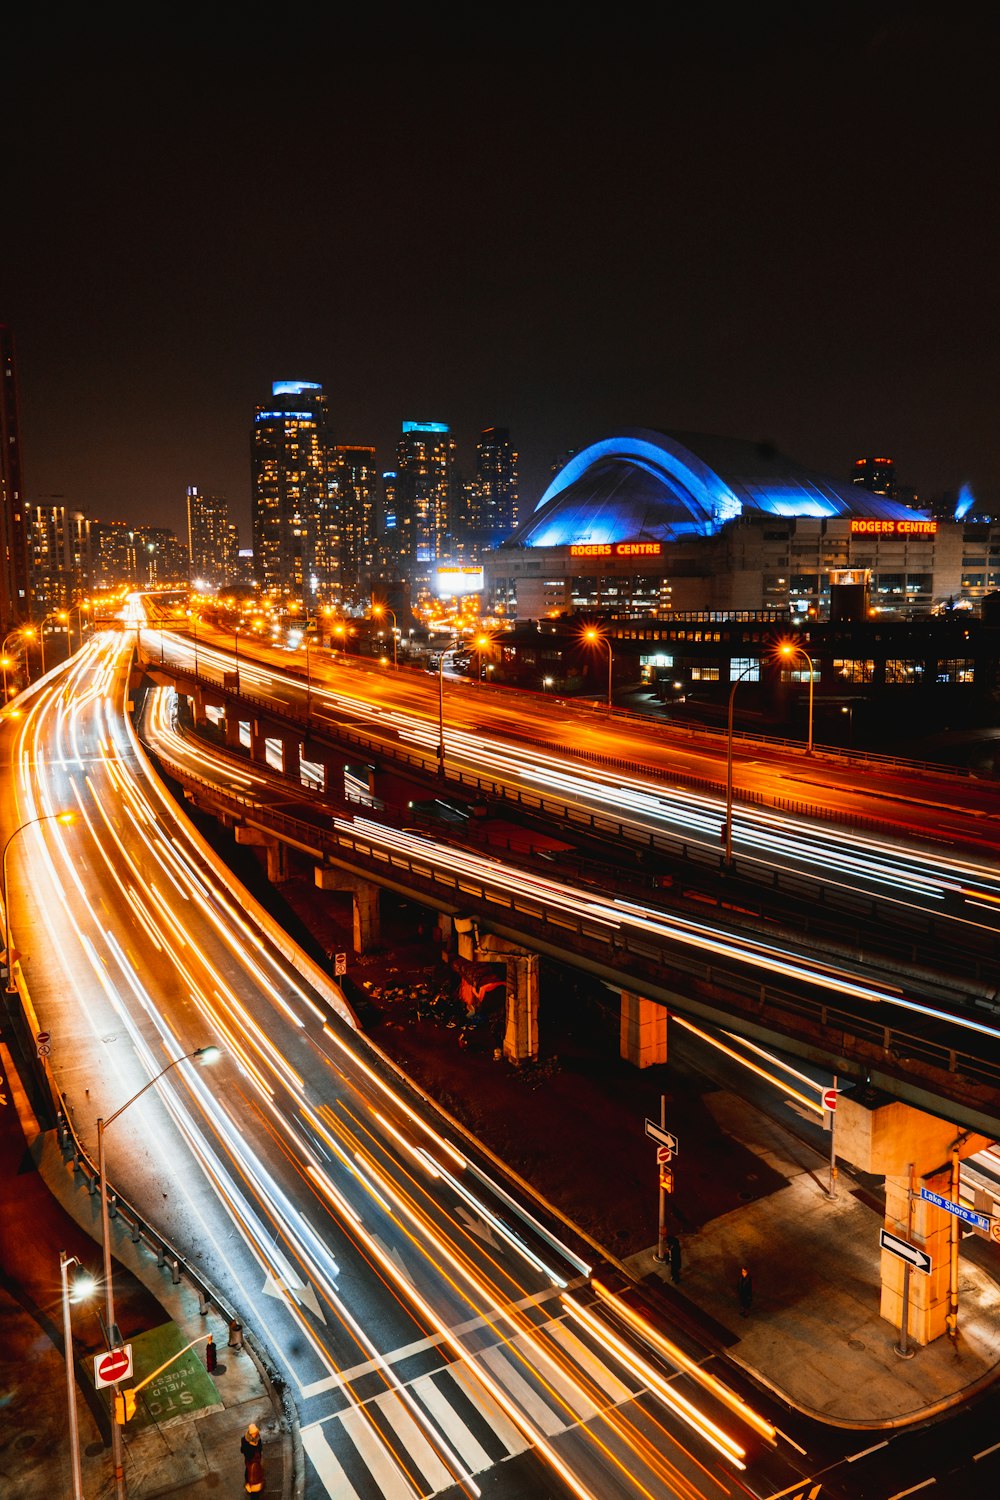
[5,12,998,542]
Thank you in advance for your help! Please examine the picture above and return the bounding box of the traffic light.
[659,1166,674,1194]
[114,1388,137,1424]
[206,1334,217,1373]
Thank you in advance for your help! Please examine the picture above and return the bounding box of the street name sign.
[95,1345,133,1388]
[879,1228,931,1275]
[645,1119,679,1153]
[919,1187,992,1232]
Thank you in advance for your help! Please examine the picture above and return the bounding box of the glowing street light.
[60,1250,96,1500]
[37,611,69,676]
[371,603,398,667]
[2,810,76,994]
[778,641,816,755]
[583,626,613,710]
[97,1044,220,1499]
[0,654,11,703]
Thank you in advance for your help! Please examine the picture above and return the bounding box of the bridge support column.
[619,991,667,1068]
[250,717,269,766]
[314,867,381,954]
[456,928,538,1065]
[234,824,288,883]
[224,708,243,749]
[837,1089,992,1347]
[281,734,301,781]
[192,685,210,728]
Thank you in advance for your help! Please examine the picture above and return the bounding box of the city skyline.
[6,16,999,540]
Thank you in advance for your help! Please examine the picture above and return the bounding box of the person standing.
[241,1422,264,1494]
[737,1265,753,1317]
[666,1234,682,1284]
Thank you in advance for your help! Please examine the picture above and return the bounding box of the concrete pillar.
[619,991,667,1068]
[234,824,288,883]
[281,734,301,781]
[836,1088,993,1347]
[314,867,381,954]
[473,931,539,1065]
[192,684,210,728]
[224,709,243,749]
[250,717,269,765]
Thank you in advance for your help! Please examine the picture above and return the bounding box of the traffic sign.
[335,952,347,976]
[37,1043,51,1058]
[95,1345,133,1389]
[822,1088,838,1112]
[920,1187,992,1232]
[879,1228,931,1275]
[655,1144,672,1164]
[35,1030,50,1046]
[645,1120,679,1153]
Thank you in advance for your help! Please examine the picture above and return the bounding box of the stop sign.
[822,1088,838,1112]
[95,1346,132,1387]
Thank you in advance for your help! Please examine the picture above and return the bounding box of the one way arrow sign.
[879,1228,932,1276]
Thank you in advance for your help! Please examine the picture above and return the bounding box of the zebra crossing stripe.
[371,1391,457,1494]
[410,1373,495,1474]
[546,1320,637,1404]
[338,1403,422,1498]
[300,1423,362,1500]
[479,1345,567,1435]
[449,1359,532,1456]
[508,1331,602,1424]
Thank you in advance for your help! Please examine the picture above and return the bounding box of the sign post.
[824,1079,838,1200]
[647,1099,679,1264]
[94,1345,133,1389]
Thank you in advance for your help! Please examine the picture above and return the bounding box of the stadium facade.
[483,429,974,621]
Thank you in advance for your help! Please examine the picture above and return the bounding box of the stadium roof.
[510,429,923,548]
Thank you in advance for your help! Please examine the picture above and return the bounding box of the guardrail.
[144,731,1000,1124]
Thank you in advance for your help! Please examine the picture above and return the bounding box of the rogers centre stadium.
[482,429,970,621]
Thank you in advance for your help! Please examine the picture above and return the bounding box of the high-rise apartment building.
[29,502,92,612]
[394,421,457,576]
[187,486,239,590]
[129,527,189,587]
[92,519,133,589]
[0,325,30,632]
[470,426,518,552]
[333,445,377,604]
[251,380,333,606]
[852,456,897,500]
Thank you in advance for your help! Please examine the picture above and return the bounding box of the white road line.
[479,1345,566,1436]
[300,1422,362,1500]
[848,1438,889,1462]
[546,1320,635,1404]
[450,1361,531,1456]
[338,1404,422,1498]
[371,1391,456,1494]
[411,1374,494,1474]
[886,1480,936,1498]
[975,1439,1000,1460]
[507,1330,601,1422]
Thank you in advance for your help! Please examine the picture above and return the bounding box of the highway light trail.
[3,630,791,1500]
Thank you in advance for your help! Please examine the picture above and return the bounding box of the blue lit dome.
[511,429,922,548]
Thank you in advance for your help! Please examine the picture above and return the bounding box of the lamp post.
[233,627,241,692]
[779,642,816,755]
[305,632,312,713]
[15,627,36,686]
[3,811,75,993]
[437,645,455,778]
[60,1251,96,1500]
[473,632,492,685]
[0,654,11,703]
[724,662,758,866]
[68,599,91,652]
[37,612,67,676]
[186,611,199,675]
[98,1044,220,1500]
[583,627,613,710]
[372,604,397,667]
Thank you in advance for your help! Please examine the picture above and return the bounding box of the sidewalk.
[0,1044,294,1500]
[627,1089,1000,1427]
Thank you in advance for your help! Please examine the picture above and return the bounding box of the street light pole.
[724,662,757,866]
[372,605,398,667]
[234,628,240,692]
[97,1045,219,1500]
[2,811,75,994]
[437,646,453,778]
[60,1251,94,1500]
[780,643,816,755]
[583,627,613,710]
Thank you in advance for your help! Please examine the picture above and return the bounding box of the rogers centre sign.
[569,542,663,557]
[850,519,937,536]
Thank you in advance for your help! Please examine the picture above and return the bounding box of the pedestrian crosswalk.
[302,1317,643,1498]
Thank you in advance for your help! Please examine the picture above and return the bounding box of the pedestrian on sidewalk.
[241,1422,264,1494]
[737,1265,753,1317]
[666,1234,682,1284]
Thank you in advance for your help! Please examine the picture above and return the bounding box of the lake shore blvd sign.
[919,1187,992,1233]
[95,1345,133,1389]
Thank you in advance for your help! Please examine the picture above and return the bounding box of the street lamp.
[68,599,92,652]
[186,610,200,675]
[779,642,816,755]
[0,654,11,703]
[60,1250,96,1500]
[37,611,68,676]
[724,662,759,866]
[3,810,76,994]
[371,604,397,667]
[233,626,241,692]
[583,626,613,710]
[98,1044,220,1500]
[473,632,492,685]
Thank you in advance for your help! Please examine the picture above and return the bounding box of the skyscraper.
[333,445,377,604]
[852,456,897,500]
[0,325,30,632]
[471,426,518,552]
[187,486,239,589]
[29,502,92,613]
[251,380,332,605]
[394,421,457,577]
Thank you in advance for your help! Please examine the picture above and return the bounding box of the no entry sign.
[822,1088,838,1112]
[95,1345,133,1388]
